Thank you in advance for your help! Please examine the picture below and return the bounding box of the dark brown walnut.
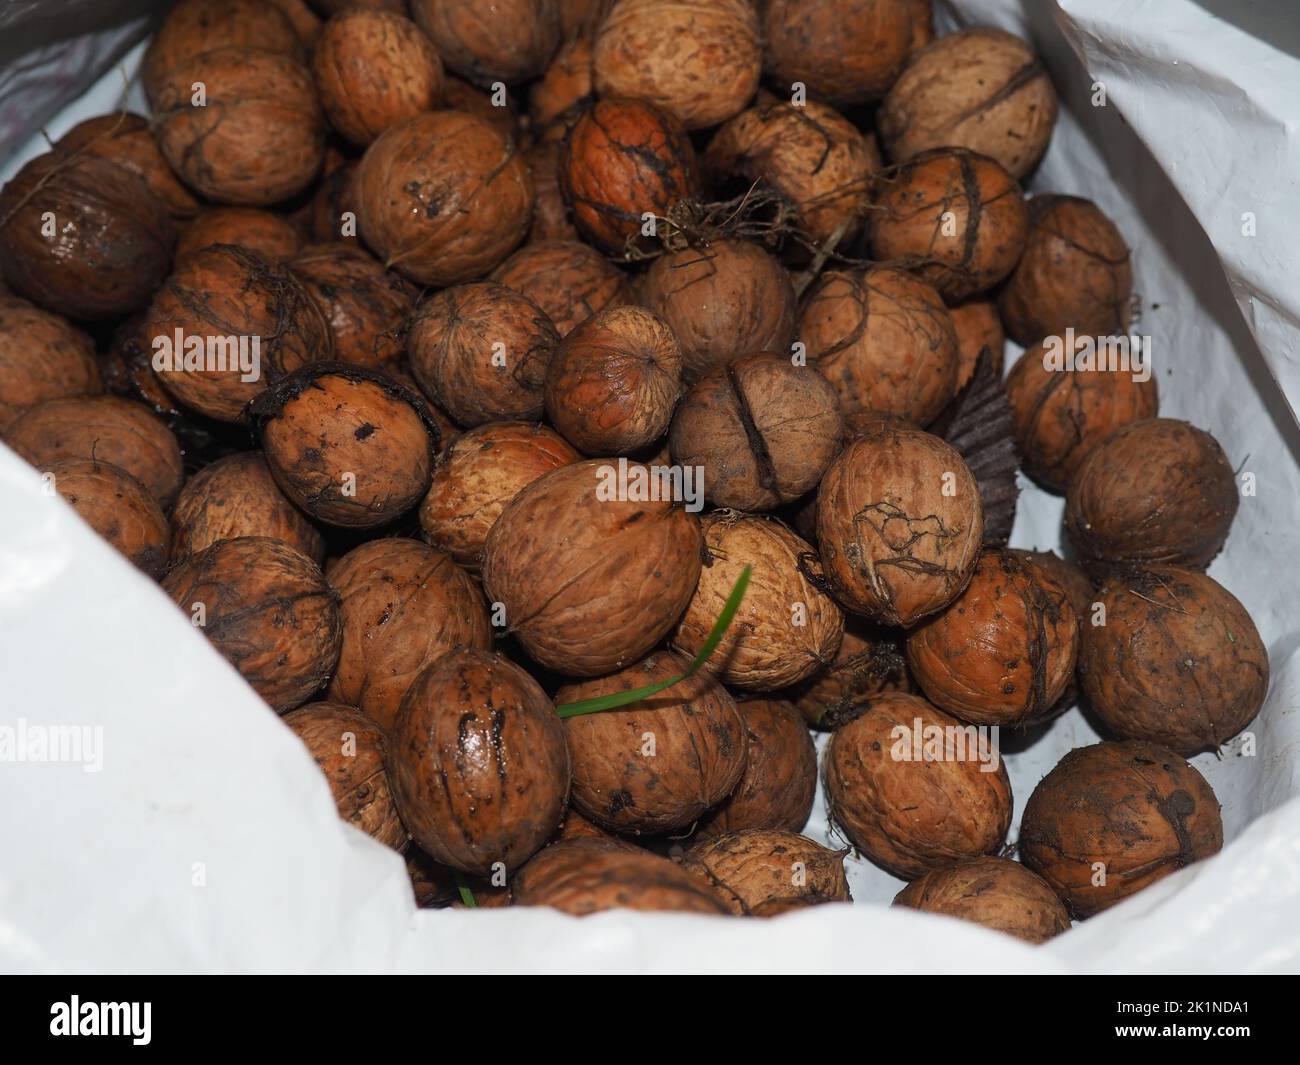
[163,535,342,713]
[554,806,618,844]
[824,691,1013,878]
[524,142,580,243]
[1006,338,1159,491]
[419,422,580,573]
[1065,418,1238,572]
[1080,566,1268,755]
[998,194,1133,345]
[903,0,935,52]
[871,148,1028,303]
[669,353,843,512]
[683,829,850,915]
[309,162,360,246]
[674,514,843,691]
[143,244,331,423]
[906,548,1078,726]
[313,8,444,146]
[54,112,200,221]
[177,209,304,263]
[42,459,170,577]
[5,395,184,508]
[763,0,913,105]
[355,111,532,286]
[560,97,698,257]
[0,151,174,321]
[283,701,407,849]
[171,452,324,564]
[949,299,1004,393]
[696,698,816,837]
[593,0,760,130]
[1020,740,1223,918]
[405,846,458,908]
[893,856,1070,943]
[389,648,570,876]
[545,305,682,455]
[482,459,703,675]
[787,620,911,730]
[491,240,625,337]
[407,282,558,426]
[142,0,303,105]
[530,37,594,138]
[880,28,1058,181]
[0,299,101,432]
[1010,549,1093,627]
[706,98,880,247]
[802,267,959,425]
[817,422,983,625]
[270,0,323,45]
[99,315,180,420]
[253,365,437,528]
[440,75,520,142]
[152,47,325,206]
[410,0,561,85]
[289,243,414,369]
[639,240,796,381]
[513,837,731,915]
[326,537,492,731]
[556,650,746,834]
[309,0,409,14]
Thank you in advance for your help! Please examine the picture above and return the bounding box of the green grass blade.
[454,871,477,908]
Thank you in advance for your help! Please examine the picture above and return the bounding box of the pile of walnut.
[0,0,1267,941]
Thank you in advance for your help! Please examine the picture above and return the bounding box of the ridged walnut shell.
[824,691,1013,878]
[513,837,731,915]
[491,240,626,337]
[389,648,570,875]
[43,458,170,577]
[410,0,561,85]
[893,856,1070,943]
[879,28,1058,180]
[556,649,746,834]
[177,209,304,263]
[482,459,703,676]
[283,701,407,850]
[817,422,983,625]
[326,537,492,731]
[1019,740,1223,918]
[802,266,958,424]
[1079,566,1267,755]
[674,514,844,691]
[0,299,102,432]
[683,829,850,915]
[949,299,1005,393]
[1064,418,1238,572]
[906,549,1078,726]
[162,535,342,712]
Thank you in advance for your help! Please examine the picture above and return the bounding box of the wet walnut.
[1065,418,1238,572]
[171,452,324,564]
[419,422,580,574]
[1019,740,1223,918]
[163,536,342,713]
[817,421,983,626]
[482,459,703,677]
[669,353,844,512]
[871,148,1028,303]
[695,698,817,838]
[326,538,493,731]
[252,364,438,529]
[801,266,959,425]
[545,305,682,455]
[593,0,760,130]
[0,299,102,432]
[879,27,1058,181]
[1079,566,1268,755]
[560,97,698,257]
[491,240,626,338]
[998,194,1133,346]
[354,111,533,286]
[824,691,1013,879]
[389,648,569,876]
[513,837,731,915]
[906,549,1078,727]
[893,856,1070,943]
[555,650,746,835]
[682,830,851,915]
[674,514,844,692]
[42,459,170,578]
[1005,338,1158,491]
[283,701,407,850]
[407,282,559,428]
